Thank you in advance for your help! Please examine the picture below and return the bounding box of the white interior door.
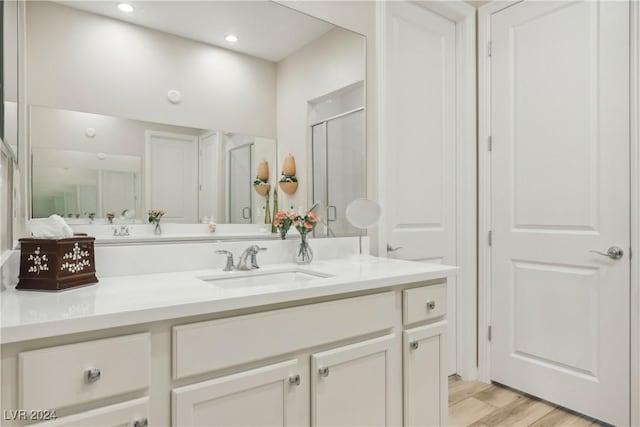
[145,131,198,223]
[382,1,457,375]
[489,2,630,424]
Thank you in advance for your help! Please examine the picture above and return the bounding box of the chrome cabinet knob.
[426,300,436,310]
[288,374,301,386]
[133,417,148,427]
[386,244,403,253]
[410,341,420,350]
[590,246,624,260]
[85,368,101,383]
[318,367,330,378]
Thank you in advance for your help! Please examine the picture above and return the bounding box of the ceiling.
[54,1,336,62]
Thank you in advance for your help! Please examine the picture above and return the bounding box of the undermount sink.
[198,269,333,289]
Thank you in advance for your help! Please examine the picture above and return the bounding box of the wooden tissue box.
[17,237,98,291]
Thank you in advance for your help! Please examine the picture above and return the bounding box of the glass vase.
[265,196,271,226]
[296,233,313,264]
[154,222,162,235]
[279,228,288,240]
[272,188,279,233]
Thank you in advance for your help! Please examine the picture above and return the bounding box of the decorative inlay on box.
[27,247,49,274]
[18,237,98,291]
[61,243,91,273]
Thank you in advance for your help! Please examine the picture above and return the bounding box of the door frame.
[376,0,477,379]
[477,1,640,424]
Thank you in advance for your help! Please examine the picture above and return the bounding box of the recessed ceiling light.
[225,34,239,43]
[117,3,134,13]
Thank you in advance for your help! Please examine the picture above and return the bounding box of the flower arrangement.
[274,211,296,239]
[106,212,115,224]
[293,211,318,234]
[293,211,318,264]
[148,209,165,225]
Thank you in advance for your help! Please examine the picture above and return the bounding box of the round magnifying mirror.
[346,199,381,259]
[346,198,381,229]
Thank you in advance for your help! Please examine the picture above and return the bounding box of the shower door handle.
[327,205,337,222]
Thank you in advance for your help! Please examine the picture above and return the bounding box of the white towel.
[29,215,74,238]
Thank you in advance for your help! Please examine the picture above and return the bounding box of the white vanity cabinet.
[311,335,395,427]
[172,360,304,426]
[1,279,450,427]
[403,322,448,427]
[402,284,449,427]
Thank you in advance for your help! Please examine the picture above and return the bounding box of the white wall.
[276,27,366,211]
[26,1,277,138]
[30,106,203,157]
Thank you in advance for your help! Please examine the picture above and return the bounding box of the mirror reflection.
[30,106,277,224]
[3,0,19,160]
[27,0,366,236]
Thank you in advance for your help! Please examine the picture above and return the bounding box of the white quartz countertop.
[0,257,458,344]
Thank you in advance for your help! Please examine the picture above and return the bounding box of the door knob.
[386,244,403,253]
[590,246,624,260]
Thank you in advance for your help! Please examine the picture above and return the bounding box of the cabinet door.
[403,321,447,427]
[36,397,149,427]
[311,335,395,427]
[172,360,303,427]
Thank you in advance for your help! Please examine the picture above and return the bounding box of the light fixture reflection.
[118,3,134,13]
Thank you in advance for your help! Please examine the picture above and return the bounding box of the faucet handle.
[250,247,267,269]
[215,250,235,271]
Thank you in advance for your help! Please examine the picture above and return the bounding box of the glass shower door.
[228,144,253,224]
[312,108,365,237]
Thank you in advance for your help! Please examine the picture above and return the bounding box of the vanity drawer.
[403,282,447,325]
[173,292,395,379]
[19,333,150,410]
[35,397,149,427]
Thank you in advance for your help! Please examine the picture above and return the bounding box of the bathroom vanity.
[0,239,456,427]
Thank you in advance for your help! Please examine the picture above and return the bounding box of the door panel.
[383,1,457,375]
[146,131,198,223]
[403,321,448,427]
[311,335,394,427]
[172,360,302,427]
[490,1,630,424]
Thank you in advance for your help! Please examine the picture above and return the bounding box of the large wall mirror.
[2,0,19,161]
[27,1,366,237]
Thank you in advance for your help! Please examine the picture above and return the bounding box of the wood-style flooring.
[448,376,610,427]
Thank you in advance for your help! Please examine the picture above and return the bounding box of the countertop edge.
[1,266,458,345]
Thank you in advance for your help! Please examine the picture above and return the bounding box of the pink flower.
[276,211,286,220]
[304,221,313,229]
[307,211,318,221]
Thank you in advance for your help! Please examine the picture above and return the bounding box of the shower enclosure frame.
[309,106,366,238]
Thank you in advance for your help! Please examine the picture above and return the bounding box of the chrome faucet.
[215,250,235,271]
[237,245,267,271]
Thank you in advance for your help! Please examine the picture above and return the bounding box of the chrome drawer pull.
[288,374,301,386]
[318,367,330,378]
[133,417,148,427]
[410,341,420,350]
[426,300,436,310]
[85,368,101,383]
